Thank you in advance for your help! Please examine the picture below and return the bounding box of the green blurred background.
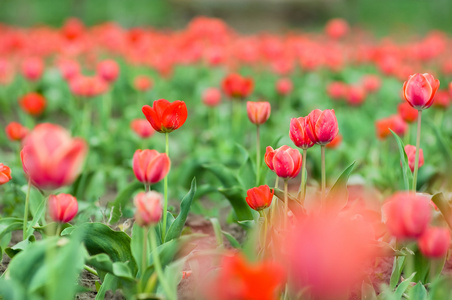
[0,0,450,35]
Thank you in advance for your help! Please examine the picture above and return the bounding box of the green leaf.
[394,273,415,299]
[410,282,427,300]
[390,256,406,289]
[222,231,241,249]
[431,193,452,230]
[0,218,23,240]
[218,186,254,222]
[25,195,46,238]
[391,130,413,191]
[108,181,143,224]
[273,189,306,217]
[86,253,114,274]
[165,178,197,242]
[325,161,356,212]
[95,273,118,300]
[203,163,240,187]
[361,282,377,300]
[426,120,452,166]
[209,218,224,247]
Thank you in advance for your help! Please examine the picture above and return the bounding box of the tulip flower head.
[133,75,153,92]
[327,81,347,100]
[142,99,188,133]
[130,119,155,139]
[202,88,222,107]
[48,193,78,223]
[403,73,440,110]
[246,185,274,211]
[375,115,407,140]
[57,59,80,81]
[306,109,339,145]
[134,191,163,227]
[346,85,366,106]
[289,117,314,150]
[404,145,424,173]
[326,134,343,149]
[19,93,47,116]
[5,122,28,141]
[418,227,451,258]
[276,78,293,96]
[246,101,271,125]
[325,18,349,39]
[222,73,254,99]
[397,102,418,123]
[0,163,12,185]
[97,59,120,83]
[133,149,170,184]
[265,145,302,179]
[21,57,44,81]
[361,75,381,93]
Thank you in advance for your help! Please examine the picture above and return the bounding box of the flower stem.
[299,148,307,204]
[145,184,150,192]
[284,179,289,230]
[23,178,31,240]
[270,177,279,224]
[142,226,148,277]
[259,210,268,255]
[162,132,169,241]
[256,125,261,186]
[150,228,175,300]
[412,111,422,192]
[321,145,326,203]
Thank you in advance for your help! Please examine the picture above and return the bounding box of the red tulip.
[403,73,440,110]
[346,85,367,106]
[97,59,120,83]
[246,101,271,125]
[57,59,80,81]
[404,145,424,173]
[5,122,28,141]
[275,78,293,96]
[397,102,418,123]
[21,57,44,81]
[19,93,47,116]
[418,227,450,258]
[375,115,407,140]
[289,117,314,150]
[325,18,349,39]
[133,149,170,184]
[134,191,163,227]
[21,123,88,189]
[306,109,339,145]
[0,163,12,185]
[361,75,381,93]
[383,192,431,239]
[69,75,109,98]
[130,119,155,139]
[222,73,254,99]
[246,185,274,211]
[202,88,221,107]
[326,134,343,149]
[327,81,347,100]
[133,75,153,92]
[142,99,188,133]
[48,193,78,223]
[265,145,302,179]
[432,90,450,109]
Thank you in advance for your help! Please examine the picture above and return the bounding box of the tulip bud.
[397,102,418,123]
[404,145,424,173]
[327,81,347,100]
[246,101,271,125]
[403,73,440,110]
[346,85,366,106]
[19,92,47,116]
[133,149,170,184]
[361,75,381,93]
[383,192,431,239]
[57,59,80,81]
[21,57,44,81]
[432,90,450,109]
[276,78,293,96]
[221,73,254,99]
[97,59,120,83]
[418,227,450,258]
[142,99,188,133]
[48,194,78,223]
[289,117,314,150]
[306,109,339,145]
[202,88,221,107]
[375,115,407,140]
[325,18,349,39]
[265,145,302,179]
[246,185,274,211]
[0,163,12,185]
[70,75,109,98]
[130,119,155,138]
[134,191,162,227]
[133,75,153,92]
[5,122,28,141]
[326,134,342,149]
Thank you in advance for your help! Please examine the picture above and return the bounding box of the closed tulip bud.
[325,18,349,39]
[403,73,440,110]
[397,102,418,123]
[346,85,366,106]
[383,192,431,240]
[326,134,342,149]
[327,81,347,100]
[221,73,254,99]
[246,185,274,211]
[265,145,302,179]
[70,75,109,98]
[361,75,381,93]
[133,149,170,184]
[142,99,188,133]
[5,122,28,141]
[289,117,314,149]
[97,59,120,83]
[276,78,293,96]
[21,57,44,81]
[418,227,450,258]
[404,145,424,173]
[306,109,339,145]
[19,92,47,116]
[246,101,271,125]
[432,90,450,109]
[130,119,155,138]
[57,59,80,81]
[202,88,221,107]
[21,123,88,189]
[134,191,162,227]
[133,75,153,92]
[0,163,12,185]
[48,194,78,223]
[375,115,407,140]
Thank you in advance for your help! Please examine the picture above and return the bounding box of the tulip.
[306,109,339,145]
[403,73,439,110]
[326,134,342,149]
[404,145,424,173]
[246,101,271,125]
[432,90,450,109]
[325,18,349,39]
[265,145,301,179]
[346,85,366,106]
[375,115,407,140]
[133,75,153,92]
[246,185,274,211]
[5,122,28,141]
[275,78,293,96]
[221,73,254,99]
[397,102,418,123]
[142,99,188,133]
[327,81,347,100]
[57,59,80,81]
[289,117,314,150]
[133,149,170,185]
[134,191,163,227]
[361,75,381,93]
[69,75,109,98]
[21,57,44,81]
[418,227,450,258]
[202,88,221,107]
[21,123,88,189]
[383,192,431,240]
[0,163,12,185]
[48,194,78,223]
[97,59,120,83]
[19,92,47,116]
[130,119,155,139]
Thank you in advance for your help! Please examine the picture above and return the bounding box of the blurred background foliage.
[0,0,451,35]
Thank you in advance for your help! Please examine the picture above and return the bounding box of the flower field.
[1,15,452,300]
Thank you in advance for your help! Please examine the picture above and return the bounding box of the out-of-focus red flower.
[246,185,274,211]
[134,191,163,227]
[57,59,80,81]
[326,134,342,149]
[275,78,293,96]
[133,75,153,92]
[21,57,44,81]
[375,115,407,140]
[361,75,381,93]
[61,18,85,40]
[0,163,12,185]
[418,227,450,258]
[222,73,254,99]
[306,109,339,145]
[205,253,285,300]
[19,92,47,116]
[327,81,347,100]
[404,144,424,173]
[69,75,109,97]
[383,192,431,240]
[0,59,14,85]
[397,102,418,123]
[403,73,439,110]
[48,193,78,223]
[432,90,450,109]
[325,18,349,39]
[21,123,88,189]
[5,122,28,141]
[133,149,170,184]
[142,99,188,133]
[97,59,120,83]
[246,101,271,125]
[265,145,302,179]
[289,117,314,150]
[130,119,155,138]
[346,85,367,106]
[202,88,221,107]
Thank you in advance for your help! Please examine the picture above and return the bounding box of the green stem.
[142,227,148,277]
[162,132,169,241]
[55,223,62,237]
[103,92,112,131]
[150,228,175,300]
[270,177,279,224]
[256,125,260,186]
[412,111,422,192]
[84,265,99,277]
[258,210,268,255]
[145,184,150,192]
[321,145,326,203]
[299,149,307,204]
[284,179,288,230]
[81,99,90,139]
[23,178,31,240]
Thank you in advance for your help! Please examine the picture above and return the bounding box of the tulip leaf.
[95,273,118,300]
[274,189,306,217]
[390,130,413,191]
[361,282,377,300]
[394,273,415,299]
[210,218,224,247]
[25,194,47,239]
[218,186,254,222]
[222,230,241,249]
[426,120,452,166]
[325,161,356,212]
[431,193,452,230]
[165,177,197,243]
[202,163,240,187]
[390,256,406,289]
[409,282,427,300]
[108,181,143,224]
[0,218,23,240]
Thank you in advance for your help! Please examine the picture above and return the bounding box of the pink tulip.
[404,145,424,173]
[133,149,170,184]
[306,109,339,145]
[403,73,440,110]
[418,227,450,258]
[265,145,301,179]
[48,194,78,223]
[246,101,271,125]
[134,191,162,227]
[289,117,314,150]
